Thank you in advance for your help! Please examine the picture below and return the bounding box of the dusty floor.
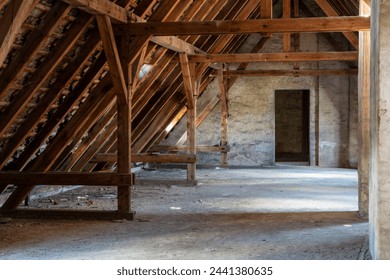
[0,165,370,260]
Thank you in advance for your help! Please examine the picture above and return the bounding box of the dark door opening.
[275,90,310,162]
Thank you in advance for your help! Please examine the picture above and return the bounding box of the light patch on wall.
[139,64,152,79]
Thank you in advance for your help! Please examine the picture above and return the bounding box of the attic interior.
[1,0,389,260]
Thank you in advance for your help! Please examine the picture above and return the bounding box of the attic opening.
[275,89,310,163]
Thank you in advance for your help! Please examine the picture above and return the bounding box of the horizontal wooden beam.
[185,51,358,63]
[219,69,358,77]
[92,153,197,163]
[149,145,230,153]
[0,209,135,220]
[0,172,134,186]
[118,16,370,36]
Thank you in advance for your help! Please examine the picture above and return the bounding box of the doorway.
[275,90,310,162]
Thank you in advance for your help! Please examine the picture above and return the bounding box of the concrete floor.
[0,165,369,259]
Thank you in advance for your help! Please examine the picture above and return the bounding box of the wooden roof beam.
[0,0,38,68]
[315,0,359,49]
[220,69,358,77]
[119,16,370,36]
[185,51,358,63]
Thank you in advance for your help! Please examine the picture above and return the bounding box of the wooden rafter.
[0,14,93,138]
[221,69,358,77]
[120,16,370,36]
[0,1,72,99]
[186,51,358,63]
[0,33,102,169]
[0,0,38,67]
[315,0,359,49]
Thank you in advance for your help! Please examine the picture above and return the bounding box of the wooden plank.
[91,153,196,163]
[315,0,359,49]
[283,0,291,52]
[186,51,359,63]
[0,209,135,220]
[222,69,358,77]
[121,16,370,36]
[179,53,195,109]
[0,172,133,186]
[0,0,37,67]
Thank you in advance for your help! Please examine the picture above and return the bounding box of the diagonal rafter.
[315,0,359,49]
[0,13,94,138]
[0,0,38,67]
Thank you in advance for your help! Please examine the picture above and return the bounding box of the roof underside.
[0,0,365,211]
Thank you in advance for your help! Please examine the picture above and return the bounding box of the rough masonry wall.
[162,33,357,168]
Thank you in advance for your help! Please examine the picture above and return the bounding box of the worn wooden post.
[96,15,132,213]
[218,67,229,166]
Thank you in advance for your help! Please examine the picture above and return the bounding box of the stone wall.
[162,33,358,168]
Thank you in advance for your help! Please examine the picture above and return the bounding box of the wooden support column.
[293,0,300,70]
[218,66,229,166]
[179,54,198,182]
[96,15,132,213]
[358,0,370,219]
[283,0,291,52]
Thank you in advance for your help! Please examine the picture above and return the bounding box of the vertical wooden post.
[218,66,229,166]
[117,35,132,213]
[293,0,300,70]
[358,0,370,219]
[96,15,132,213]
[187,63,198,182]
[180,53,197,182]
[260,0,273,37]
[283,0,291,52]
